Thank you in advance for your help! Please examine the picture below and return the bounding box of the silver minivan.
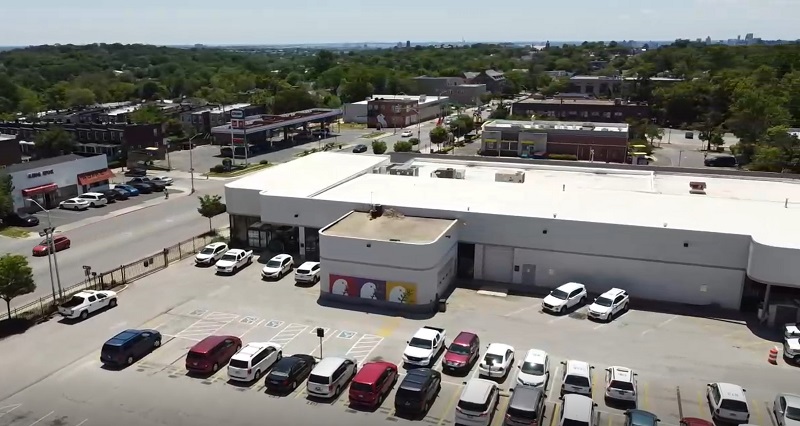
[307,356,357,399]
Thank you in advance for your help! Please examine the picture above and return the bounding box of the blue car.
[114,184,140,196]
[101,329,162,366]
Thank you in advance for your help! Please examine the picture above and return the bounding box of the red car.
[348,361,398,408]
[442,331,480,374]
[680,418,713,426]
[185,335,241,374]
[32,235,71,256]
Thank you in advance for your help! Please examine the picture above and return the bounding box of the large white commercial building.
[2,154,113,212]
[225,152,800,319]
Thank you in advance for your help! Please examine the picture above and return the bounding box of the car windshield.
[220,254,237,262]
[594,297,613,307]
[564,375,589,387]
[521,361,545,375]
[409,337,432,349]
[61,296,85,307]
[266,260,282,268]
[484,354,503,364]
[448,343,470,355]
[200,247,215,254]
[550,289,569,300]
[786,407,800,421]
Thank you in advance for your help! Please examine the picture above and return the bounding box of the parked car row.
[194,245,322,284]
[542,282,631,323]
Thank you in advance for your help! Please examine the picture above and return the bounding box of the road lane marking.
[176,312,239,339]
[27,411,54,426]
[346,334,384,366]
[267,323,310,346]
[547,315,569,325]
[642,381,649,410]
[504,306,535,317]
[311,329,339,359]
[75,420,88,426]
[751,398,766,426]
[697,390,705,416]
[238,319,265,339]
[550,402,561,426]
[642,315,678,336]
[548,365,561,402]
[376,316,402,337]
[437,383,463,426]
[0,404,21,418]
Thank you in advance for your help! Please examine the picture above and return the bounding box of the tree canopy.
[0,254,36,319]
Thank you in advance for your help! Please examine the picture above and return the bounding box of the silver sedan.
[774,394,800,426]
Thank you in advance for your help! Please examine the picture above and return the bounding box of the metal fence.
[1,230,223,321]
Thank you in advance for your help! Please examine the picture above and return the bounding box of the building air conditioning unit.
[495,171,525,183]
[431,168,466,179]
[689,181,707,195]
[372,165,389,174]
[388,165,419,176]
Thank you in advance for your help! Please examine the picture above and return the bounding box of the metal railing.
[1,230,224,322]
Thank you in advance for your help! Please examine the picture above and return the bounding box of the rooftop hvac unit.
[495,171,525,183]
[388,165,419,176]
[372,165,388,174]
[432,168,455,179]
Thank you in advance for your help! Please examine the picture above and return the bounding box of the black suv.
[394,368,441,416]
[101,329,162,367]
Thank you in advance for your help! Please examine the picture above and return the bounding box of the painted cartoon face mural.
[328,274,415,303]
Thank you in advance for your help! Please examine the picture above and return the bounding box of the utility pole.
[188,133,201,194]
[29,199,62,301]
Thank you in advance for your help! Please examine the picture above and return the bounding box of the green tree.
[130,105,165,125]
[429,126,449,150]
[197,195,227,232]
[489,107,509,119]
[164,119,185,137]
[408,137,420,145]
[750,126,800,173]
[0,253,36,319]
[393,141,413,152]
[0,175,14,219]
[272,88,319,114]
[339,80,374,104]
[645,125,664,147]
[450,114,475,137]
[34,127,75,158]
[371,140,387,154]
[65,87,97,108]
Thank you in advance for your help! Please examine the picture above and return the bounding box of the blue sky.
[3,0,797,45]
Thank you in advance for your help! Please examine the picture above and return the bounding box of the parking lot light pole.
[188,133,202,194]
[28,198,61,301]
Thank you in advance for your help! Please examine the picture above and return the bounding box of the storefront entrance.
[21,183,59,210]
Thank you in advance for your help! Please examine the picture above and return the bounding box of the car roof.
[460,378,496,403]
[106,329,149,345]
[298,261,320,268]
[313,356,351,375]
[353,361,394,384]
[486,343,513,355]
[74,290,101,297]
[191,335,236,354]
[608,366,634,382]
[627,409,659,425]
[557,282,585,292]
[205,242,226,249]
[226,249,246,255]
[270,254,291,261]
[523,349,548,363]
[599,288,627,299]
[452,331,478,345]
[780,394,800,406]
[81,192,103,196]
[714,383,747,400]
[400,368,434,390]
[509,385,543,410]
[562,394,594,420]
[565,360,591,376]
[414,327,440,340]
[66,197,85,202]
[232,342,275,360]
[680,418,713,426]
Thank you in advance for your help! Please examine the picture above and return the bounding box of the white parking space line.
[311,329,339,359]
[175,312,239,340]
[641,315,678,336]
[345,334,384,366]
[27,411,54,426]
[547,315,569,324]
[548,365,561,402]
[267,323,310,346]
[74,420,88,426]
[593,323,605,330]
[238,319,265,338]
[504,306,536,317]
[0,404,22,418]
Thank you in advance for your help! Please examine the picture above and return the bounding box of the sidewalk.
[108,167,229,182]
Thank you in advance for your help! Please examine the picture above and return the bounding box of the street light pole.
[28,199,62,301]
[188,133,201,194]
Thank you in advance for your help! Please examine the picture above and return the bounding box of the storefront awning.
[21,183,58,196]
[77,169,115,186]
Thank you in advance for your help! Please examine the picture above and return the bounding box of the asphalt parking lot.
[0,257,792,426]
[27,191,174,233]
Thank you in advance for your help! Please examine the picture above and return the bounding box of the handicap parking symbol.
[240,316,258,325]
[189,309,208,317]
[265,320,284,328]
[337,331,357,340]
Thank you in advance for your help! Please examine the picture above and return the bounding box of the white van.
[560,360,593,397]
[707,382,750,423]
[77,192,108,207]
[307,356,357,399]
[227,342,282,382]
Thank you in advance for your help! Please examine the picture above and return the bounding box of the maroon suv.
[442,331,480,374]
[349,361,398,408]
[185,335,242,374]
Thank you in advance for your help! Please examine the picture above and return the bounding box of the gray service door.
[521,264,536,286]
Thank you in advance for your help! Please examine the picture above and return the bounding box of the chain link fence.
[1,230,225,322]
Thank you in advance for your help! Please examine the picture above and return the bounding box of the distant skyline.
[3,0,798,46]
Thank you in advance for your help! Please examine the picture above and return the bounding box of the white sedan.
[400,130,413,137]
[150,176,174,186]
[478,343,515,378]
[59,198,91,210]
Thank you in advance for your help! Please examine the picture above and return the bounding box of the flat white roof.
[208,103,251,114]
[226,152,388,198]
[353,95,447,106]
[310,159,800,249]
[106,105,139,116]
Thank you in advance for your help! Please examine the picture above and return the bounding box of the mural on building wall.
[328,274,416,303]
[387,282,417,304]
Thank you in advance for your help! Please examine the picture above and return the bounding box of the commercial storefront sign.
[27,169,54,179]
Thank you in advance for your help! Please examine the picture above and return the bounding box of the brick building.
[512,96,650,123]
[480,119,630,163]
[0,134,22,167]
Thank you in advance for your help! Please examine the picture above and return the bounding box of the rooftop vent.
[689,181,707,195]
[495,171,525,183]
[432,168,466,179]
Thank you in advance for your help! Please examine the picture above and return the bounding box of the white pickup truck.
[58,290,118,320]
[403,326,447,367]
[215,249,253,274]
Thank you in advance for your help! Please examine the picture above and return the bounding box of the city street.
[0,174,229,311]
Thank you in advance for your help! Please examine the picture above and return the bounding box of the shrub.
[210,164,226,173]
[408,137,420,145]
[548,154,578,161]
[393,141,413,152]
[372,140,388,154]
